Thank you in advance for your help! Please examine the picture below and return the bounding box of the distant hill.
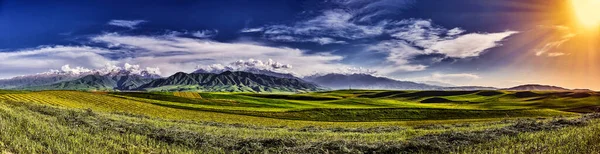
[440,86,499,91]
[304,73,439,90]
[0,74,81,89]
[503,84,570,91]
[137,71,322,92]
[22,73,155,91]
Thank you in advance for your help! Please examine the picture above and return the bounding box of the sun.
[571,0,600,28]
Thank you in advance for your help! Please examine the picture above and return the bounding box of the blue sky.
[2,0,595,88]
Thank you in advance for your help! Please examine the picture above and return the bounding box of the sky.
[1,0,599,89]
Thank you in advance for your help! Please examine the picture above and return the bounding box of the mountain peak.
[0,63,161,89]
[194,59,298,79]
[138,71,321,92]
[219,71,234,75]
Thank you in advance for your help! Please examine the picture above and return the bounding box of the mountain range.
[194,67,298,79]
[23,73,155,91]
[303,73,440,90]
[502,84,570,91]
[0,74,81,89]
[0,67,587,92]
[0,64,161,90]
[137,71,320,92]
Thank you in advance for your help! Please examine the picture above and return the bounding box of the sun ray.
[571,0,600,29]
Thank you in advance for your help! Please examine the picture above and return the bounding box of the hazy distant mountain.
[0,74,81,89]
[503,84,569,91]
[137,71,322,92]
[304,73,439,90]
[572,89,595,92]
[440,86,499,91]
[421,81,457,87]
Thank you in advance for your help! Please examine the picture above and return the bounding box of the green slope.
[138,71,323,92]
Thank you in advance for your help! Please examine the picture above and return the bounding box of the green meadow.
[1,89,600,153]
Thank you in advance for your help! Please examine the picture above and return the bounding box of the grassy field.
[1,89,600,153]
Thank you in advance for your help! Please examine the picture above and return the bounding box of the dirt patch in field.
[393,91,479,98]
[476,91,504,96]
[420,97,455,103]
[565,106,600,113]
[565,92,592,98]
[358,91,408,98]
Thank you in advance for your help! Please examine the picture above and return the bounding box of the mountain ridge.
[21,72,156,91]
[136,71,322,92]
[503,84,570,91]
[303,73,440,90]
[0,64,161,89]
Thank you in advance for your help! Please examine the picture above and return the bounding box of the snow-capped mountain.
[0,63,161,89]
[193,59,298,79]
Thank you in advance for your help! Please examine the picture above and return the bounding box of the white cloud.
[90,33,350,76]
[266,35,297,42]
[241,0,413,42]
[258,10,387,40]
[192,30,219,38]
[388,19,445,48]
[40,63,161,77]
[249,12,517,75]
[107,20,147,29]
[311,37,348,45]
[367,19,517,73]
[123,63,162,75]
[331,67,378,75]
[368,40,429,73]
[335,0,415,22]
[195,59,380,77]
[533,26,576,57]
[0,33,356,78]
[386,19,517,58]
[266,35,347,45]
[547,52,567,57]
[403,72,481,85]
[447,28,465,36]
[0,46,115,78]
[52,65,93,75]
[195,59,295,75]
[431,73,480,80]
[428,31,518,58]
[229,59,292,69]
[240,28,264,33]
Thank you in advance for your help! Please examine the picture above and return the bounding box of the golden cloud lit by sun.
[571,0,600,28]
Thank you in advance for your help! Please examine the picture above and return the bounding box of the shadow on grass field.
[239,93,340,101]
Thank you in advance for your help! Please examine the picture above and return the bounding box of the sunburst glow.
[571,0,600,28]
